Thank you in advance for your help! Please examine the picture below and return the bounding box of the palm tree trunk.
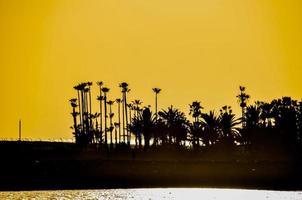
[80,90,84,131]
[129,107,132,137]
[77,91,82,128]
[118,102,121,144]
[85,91,90,142]
[81,90,85,133]
[125,93,129,146]
[154,93,158,146]
[72,107,78,141]
[122,94,125,143]
[109,104,113,149]
[115,126,118,146]
[104,95,108,146]
[99,87,103,143]
[155,93,158,121]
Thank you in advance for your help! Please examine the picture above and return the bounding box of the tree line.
[69,83,302,154]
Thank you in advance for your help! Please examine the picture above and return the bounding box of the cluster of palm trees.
[70,81,162,148]
[70,84,302,153]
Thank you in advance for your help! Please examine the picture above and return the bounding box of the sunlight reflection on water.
[0,188,301,200]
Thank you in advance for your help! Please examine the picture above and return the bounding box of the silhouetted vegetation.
[70,83,302,159]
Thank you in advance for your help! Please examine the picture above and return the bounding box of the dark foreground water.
[0,188,301,200]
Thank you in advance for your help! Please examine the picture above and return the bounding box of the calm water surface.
[0,188,301,200]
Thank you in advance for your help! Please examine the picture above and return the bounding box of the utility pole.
[18,119,21,141]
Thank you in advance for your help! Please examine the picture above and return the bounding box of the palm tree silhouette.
[129,113,143,148]
[189,101,203,147]
[69,82,302,159]
[236,86,250,128]
[73,84,82,127]
[97,81,103,143]
[132,99,143,118]
[159,106,188,146]
[141,107,154,148]
[115,98,122,144]
[87,82,93,128]
[218,106,241,146]
[102,87,110,146]
[201,111,220,146]
[119,82,130,145]
[152,88,161,121]
[69,98,79,143]
[107,100,114,148]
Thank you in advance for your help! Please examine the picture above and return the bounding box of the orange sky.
[0,0,301,140]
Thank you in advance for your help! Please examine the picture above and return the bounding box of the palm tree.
[245,105,261,129]
[74,83,87,130]
[189,101,203,147]
[69,98,79,142]
[159,106,188,146]
[115,98,122,144]
[73,84,82,127]
[83,87,90,140]
[236,86,250,128]
[87,81,93,127]
[119,82,130,145]
[152,88,161,121]
[189,101,203,122]
[201,111,220,146]
[258,102,274,128]
[97,81,103,143]
[218,106,241,146]
[102,87,110,146]
[142,107,155,148]
[107,100,114,148]
[93,112,101,143]
[132,99,143,117]
[129,114,143,149]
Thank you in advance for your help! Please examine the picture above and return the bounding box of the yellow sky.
[0,0,301,139]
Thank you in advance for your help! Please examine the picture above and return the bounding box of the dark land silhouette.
[1,84,302,191]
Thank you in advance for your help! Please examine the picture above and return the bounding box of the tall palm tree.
[102,87,110,146]
[74,83,87,130]
[115,98,122,144]
[119,82,130,145]
[152,88,161,121]
[69,98,79,142]
[107,100,114,148]
[189,101,203,147]
[87,82,93,127]
[73,84,82,127]
[97,81,103,143]
[236,86,250,128]
[189,101,203,123]
[83,87,90,139]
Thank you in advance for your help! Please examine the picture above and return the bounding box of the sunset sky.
[0,0,301,140]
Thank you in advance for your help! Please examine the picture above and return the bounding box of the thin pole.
[19,120,21,141]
